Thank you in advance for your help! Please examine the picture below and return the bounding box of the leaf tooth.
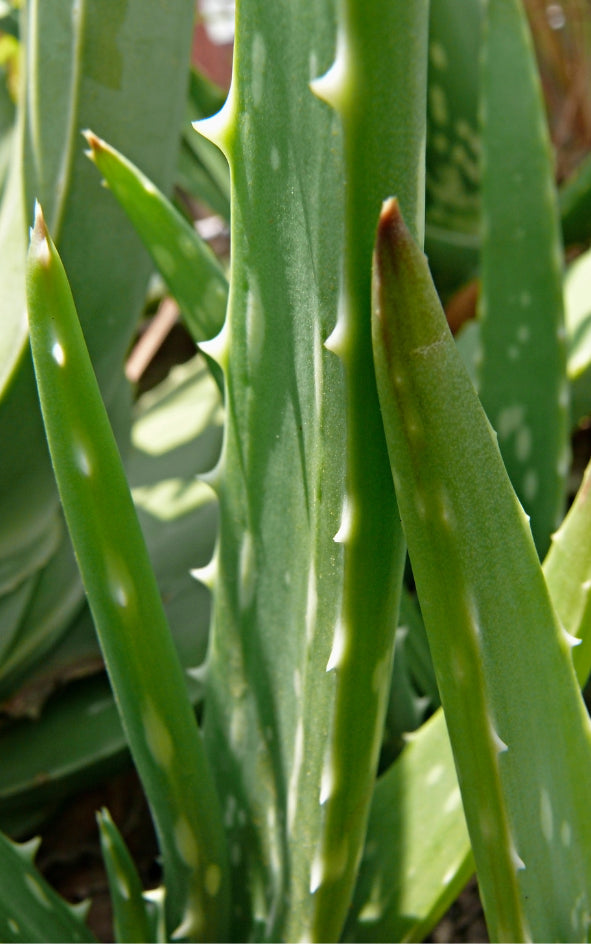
[488,718,508,756]
[193,81,237,160]
[559,622,582,650]
[319,748,338,806]
[200,318,231,372]
[324,292,349,359]
[333,494,354,544]
[200,459,224,496]
[326,618,348,673]
[309,27,350,113]
[509,844,526,873]
[68,900,92,922]
[190,552,218,591]
[186,661,208,687]
[12,836,42,865]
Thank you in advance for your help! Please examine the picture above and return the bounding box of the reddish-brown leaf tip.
[81,129,104,159]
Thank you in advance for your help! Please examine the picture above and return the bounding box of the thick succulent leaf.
[344,709,472,944]
[0,578,36,669]
[307,1,428,937]
[478,0,569,557]
[26,208,229,942]
[425,0,482,300]
[97,808,154,944]
[0,530,83,698]
[0,355,220,836]
[196,1,346,937]
[85,130,228,347]
[0,832,95,943]
[373,197,591,942]
[197,0,428,938]
[543,456,591,689]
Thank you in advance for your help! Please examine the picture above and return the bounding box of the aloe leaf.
[26,207,229,942]
[478,0,569,558]
[97,808,154,944]
[84,131,228,346]
[543,455,591,689]
[0,530,83,698]
[196,0,428,937]
[344,709,473,944]
[373,197,591,942]
[307,1,428,937]
[0,578,36,668]
[425,0,482,300]
[0,833,95,943]
[21,0,197,391]
[0,354,220,837]
[196,0,346,937]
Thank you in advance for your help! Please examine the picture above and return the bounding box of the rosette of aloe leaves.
[3,0,591,941]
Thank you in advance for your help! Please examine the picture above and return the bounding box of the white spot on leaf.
[51,340,65,367]
[174,817,200,868]
[443,787,462,814]
[239,532,257,611]
[426,764,444,786]
[205,863,222,896]
[288,719,304,829]
[561,820,572,847]
[540,787,553,842]
[522,469,539,501]
[143,699,173,768]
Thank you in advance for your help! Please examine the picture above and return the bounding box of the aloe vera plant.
[3,0,591,942]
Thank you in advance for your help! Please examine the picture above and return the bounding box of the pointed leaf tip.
[375,196,408,269]
[82,128,102,152]
[30,201,51,267]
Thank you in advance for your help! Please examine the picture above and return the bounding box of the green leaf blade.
[305,1,429,937]
[478,0,569,557]
[84,130,228,346]
[97,808,154,944]
[26,206,229,943]
[0,832,95,943]
[373,197,591,943]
